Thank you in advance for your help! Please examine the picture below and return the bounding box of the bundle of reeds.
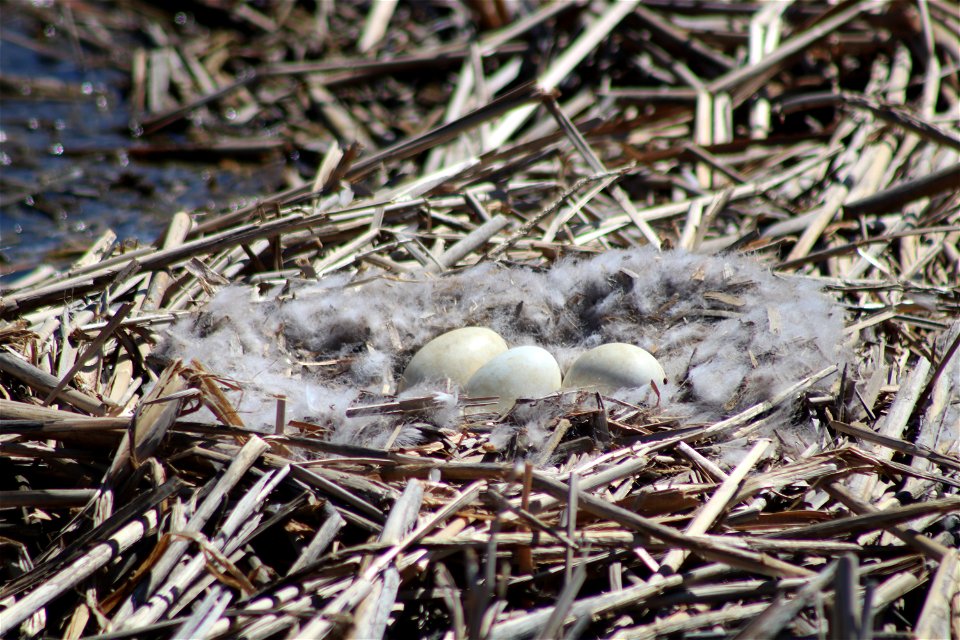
[1,1,958,638]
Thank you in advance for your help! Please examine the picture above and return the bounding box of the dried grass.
[1,2,958,639]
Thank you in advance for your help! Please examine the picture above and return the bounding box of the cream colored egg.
[399,327,508,391]
[562,343,667,394]
[465,345,562,413]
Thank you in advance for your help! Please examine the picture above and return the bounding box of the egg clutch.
[399,326,667,414]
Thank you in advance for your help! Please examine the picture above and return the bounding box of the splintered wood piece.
[131,359,186,463]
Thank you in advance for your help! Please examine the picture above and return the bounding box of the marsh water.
[0,8,282,279]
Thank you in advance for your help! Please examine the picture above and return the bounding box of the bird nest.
[1,2,958,639]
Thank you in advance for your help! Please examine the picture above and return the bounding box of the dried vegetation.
[1,1,959,639]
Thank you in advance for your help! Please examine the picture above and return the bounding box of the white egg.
[465,345,562,413]
[399,327,508,391]
[562,343,667,395]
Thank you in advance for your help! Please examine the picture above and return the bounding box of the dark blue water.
[0,9,282,277]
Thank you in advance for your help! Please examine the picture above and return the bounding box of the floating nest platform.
[1,2,959,639]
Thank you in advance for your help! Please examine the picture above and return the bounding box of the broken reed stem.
[484,167,634,261]
[659,438,771,575]
[42,302,134,407]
